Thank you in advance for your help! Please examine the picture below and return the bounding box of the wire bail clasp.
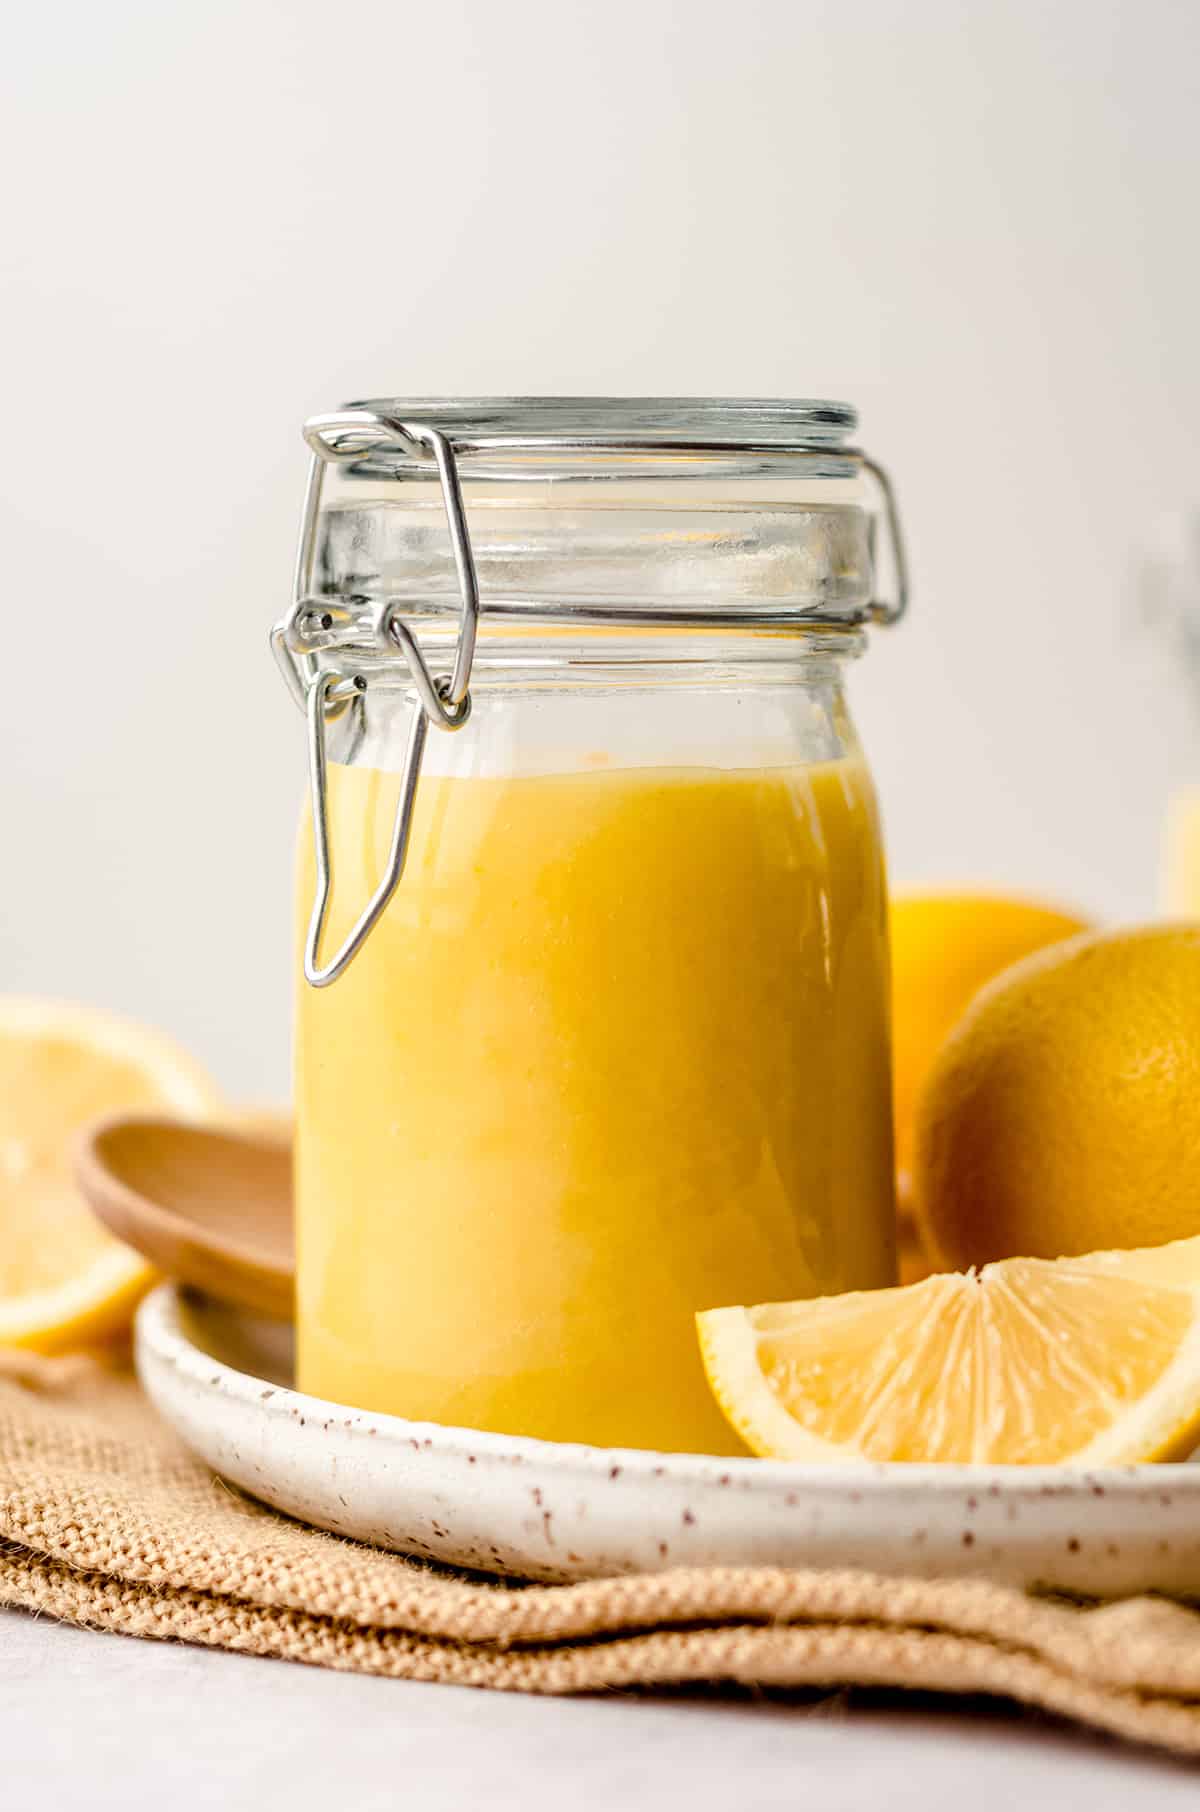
[273,413,480,987]
[860,454,909,628]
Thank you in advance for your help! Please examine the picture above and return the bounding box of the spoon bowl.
[75,1114,294,1318]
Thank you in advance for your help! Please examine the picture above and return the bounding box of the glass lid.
[337,395,859,451]
[274,393,908,705]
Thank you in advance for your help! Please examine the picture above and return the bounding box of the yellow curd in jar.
[295,753,895,1455]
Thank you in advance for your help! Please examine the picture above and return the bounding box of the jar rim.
[340,396,859,451]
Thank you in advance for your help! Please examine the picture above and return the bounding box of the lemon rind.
[0,1248,155,1350]
[697,1307,873,1464]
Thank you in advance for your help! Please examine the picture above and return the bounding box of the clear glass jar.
[274,399,908,1455]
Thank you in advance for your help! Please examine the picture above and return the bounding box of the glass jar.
[273,398,908,1456]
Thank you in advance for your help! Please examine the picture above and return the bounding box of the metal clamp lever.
[303,670,428,987]
[283,414,480,987]
[860,454,909,627]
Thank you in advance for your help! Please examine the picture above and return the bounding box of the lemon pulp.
[0,999,221,1351]
[698,1236,1200,1465]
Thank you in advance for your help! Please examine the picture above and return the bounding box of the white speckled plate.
[136,1283,1200,1593]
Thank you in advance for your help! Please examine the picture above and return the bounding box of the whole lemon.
[913,923,1200,1269]
[890,893,1090,1201]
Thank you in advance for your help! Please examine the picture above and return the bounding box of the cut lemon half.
[697,1236,1200,1465]
[0,998,222,1352]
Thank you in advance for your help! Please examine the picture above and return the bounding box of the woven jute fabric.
[5,1355,1200,1758]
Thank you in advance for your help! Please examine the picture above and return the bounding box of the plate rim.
[136,1282,1200,1498]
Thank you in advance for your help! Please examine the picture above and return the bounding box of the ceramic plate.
[136,1283,1200,1593]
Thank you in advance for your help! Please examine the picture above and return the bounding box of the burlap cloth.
[6,1353,1200,1759]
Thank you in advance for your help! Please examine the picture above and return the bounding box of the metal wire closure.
[275,413,480,987]
[272,403,909,986]
[859,455,908,628]
[303,669,428,986]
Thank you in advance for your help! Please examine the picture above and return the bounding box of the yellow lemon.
[914,923,1200,1272]
[0,998,222,1352]
[890,892,1090,1204]
[698,1233,1200,1463]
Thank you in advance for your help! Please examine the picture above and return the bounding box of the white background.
[3,0,1199,1098]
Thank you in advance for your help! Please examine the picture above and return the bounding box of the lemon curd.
[295,751,895,1455]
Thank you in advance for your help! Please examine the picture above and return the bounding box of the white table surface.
[2,1607,1196,1808]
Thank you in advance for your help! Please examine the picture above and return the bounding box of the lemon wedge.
[697,1236,1200,1464]
[0,998,222,1352]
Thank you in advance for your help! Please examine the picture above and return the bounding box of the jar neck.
[323,622,866,701]
[324,628,865,777]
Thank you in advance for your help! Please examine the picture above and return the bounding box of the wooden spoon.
[75,1113,294,1319]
